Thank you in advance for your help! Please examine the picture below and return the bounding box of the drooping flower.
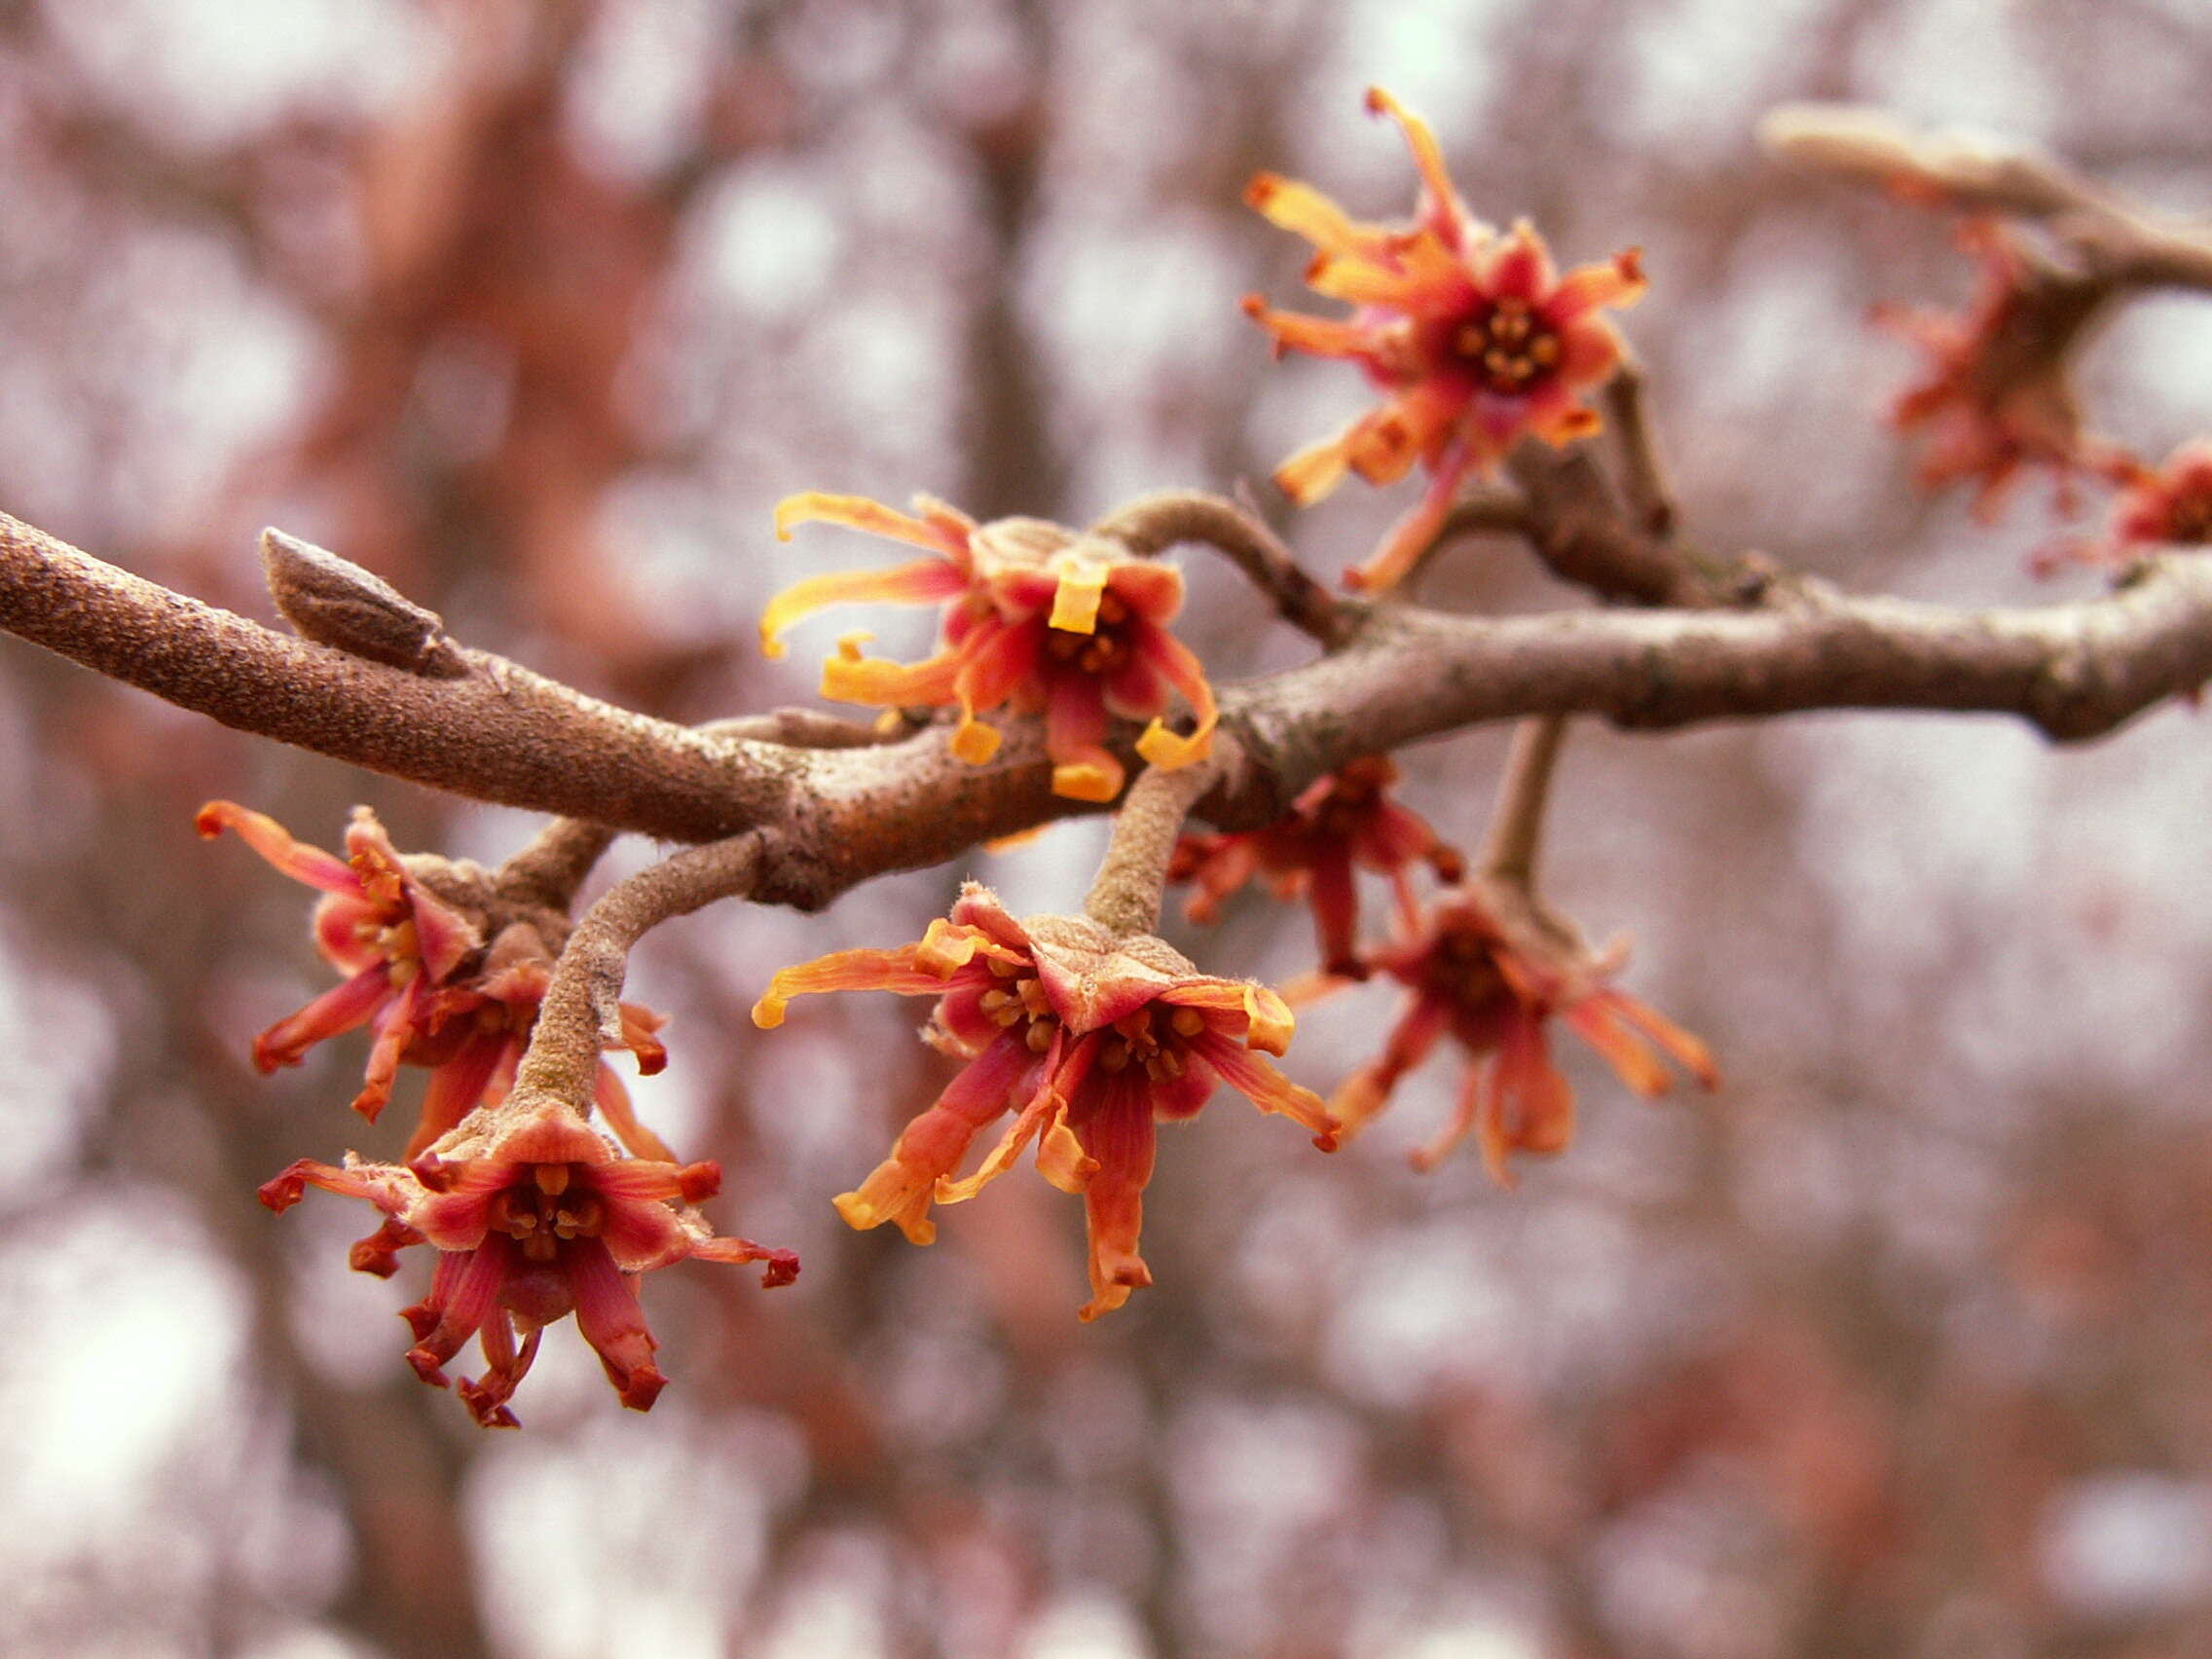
[1873,219,2109,522]
[1243,87,1644,592]
[753,883,1336,1320]
[260,1096,797,1426]
[201,802,670,1159]
[2040,438,2212,571]
[760,496,1217,803]
[1169,756,1463,977]
[1325,878,1714,1185]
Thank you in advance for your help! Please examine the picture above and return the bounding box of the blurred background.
[4,1,2212,1655]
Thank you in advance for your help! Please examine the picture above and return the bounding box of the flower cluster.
[1169,756,1463,977]
[762,494,1216,803]
[261,1096,795,1426]
[755,883,1336,1320]
[1244,88,1644,591]
[208,803,795,1422]
[1873,220,2104,521]
[2041,438,2212,571]
[1323,877,1714,1184]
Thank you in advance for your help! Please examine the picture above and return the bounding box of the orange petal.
[1131,630,1218,774]
[820,643,963,709]
[1364,87,1471,240]
[1562,997,1673,1096]
[1550,247,1646,322]
[1242,297,1379,362]
[1047,554,1112,634]
[1273,433,1353,506]
[1305,247,1429,309]
[774,491,975,556]
[1076,1092,1156,1322]
[1161,978,1296,1056]
[1345,449,1471,593]
[1194,1034,1338,1150]
[1244,171,1366,253]
[1592,989,1717,1088]
[197,800,359,895]
[759,557,970,659]
[751,942,944,1027]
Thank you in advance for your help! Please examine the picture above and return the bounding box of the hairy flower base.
[202,801,671,1160]
[1323,879,1715,1184]
[1170,756,1463,977]
[761,495,1217,802]
[754,884,1336,1320]
[260,1097,796,1426]
[1245,87,1643,592]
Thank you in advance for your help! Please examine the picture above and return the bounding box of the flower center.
[1043,591,1132,676]
[1427,926,1510,1009]
[978,957,1061,1053]
[1454,296,1562,396]
[487,1163,607,1263]
[2165,495,2212,543]
[1094,1004,1208,1082]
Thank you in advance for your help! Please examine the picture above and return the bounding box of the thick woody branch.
[5,508,2210,915]
[0,510,785,841]
[1760,104,2212,293]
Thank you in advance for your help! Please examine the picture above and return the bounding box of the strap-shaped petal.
[1192,1032,1338,1149]
[1131,627,1218,774]
[1365,86,1473,246]
[197,800,361,896]
[759,556,970,659]
[1243,172,1368,253]
[819,638,963,709]
[773,491,975,556]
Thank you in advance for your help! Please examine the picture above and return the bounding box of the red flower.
[760,495,1217,803]
[1244,88,1643,592]
[259,1097,797,1426]
[2042,438,2212,571]
[1874,220,2104,521]
[753,883,1337,1320]
[201,802,670,1160]
[1169,756,1463,977]
[1326,879,1715,1185]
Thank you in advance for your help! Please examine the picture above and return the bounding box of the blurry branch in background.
[1760,103,2212,292]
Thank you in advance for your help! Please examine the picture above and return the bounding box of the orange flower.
[761,495,1217,803]
[1169,756,1463,977]
[1244,88,1644,591]
[1326,879,1714,1185]
[1874,220,2102,521]
[201,802,669,1159]
[260,1097,796,1426]
[2042,438,2212,571]
[753,883,1337,1320]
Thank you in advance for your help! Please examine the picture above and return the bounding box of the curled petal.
[692,1235,802,1287]
[774,491,976,557]
[1160,978,1297,1056]
[834,1034,1038,1245]
[1046,675,1123,803]
[1130,629,1219,774]
[1047,554,1112,634]
[1075,1085,1157,1322]
[252,964,392,1073]
[1191,1033,1338,1150]
[937,1033,1098,1203]
[565,1237,665,1412]
[259,1157,401,1215]
[197,801,361,896]
[759,557,971,659]
[819,640,963,710]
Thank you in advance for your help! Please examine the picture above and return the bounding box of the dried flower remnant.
[754,882,1336,1320]
[2042,439,2212,572]
[200,802,670,1159]
[1244,88,1644,592]
[1874,219,2108,521]
[259,1097,797,1426]
[1169,756,1464,977]
[761,494,1218,802]
[1328,879,1714,1185]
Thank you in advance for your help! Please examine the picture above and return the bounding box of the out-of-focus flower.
[1244,88,1643,592]
[260,1097,797,1426]
[2040,438,2212,571]
[201,802,670,1159]
[760,495,1216,802]
[1327,878,1714,1184]
[1169,756,1463,977]
[754,882,1336,1320]
[1874,219,2106,521]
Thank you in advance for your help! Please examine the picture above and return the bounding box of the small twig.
[495,818,618,911]
[700,709,902,748]
[1476,715,1568,890]
[1088,491,1351,647]
[509,833,766,1110]
[1506,446,1719,608]
[1604,360,1677,539]
[1084,749,1232,938]
[1760,104,2212,293]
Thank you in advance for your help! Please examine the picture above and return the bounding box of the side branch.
[0,511,785,842]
